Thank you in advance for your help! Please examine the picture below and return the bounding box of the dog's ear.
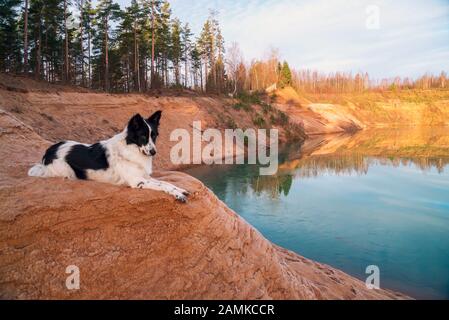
[128,113,144,131]
[148,110,162,127]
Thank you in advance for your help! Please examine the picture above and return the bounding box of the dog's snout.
[150,149,156,156]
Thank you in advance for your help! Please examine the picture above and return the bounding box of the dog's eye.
[141,136,148,144]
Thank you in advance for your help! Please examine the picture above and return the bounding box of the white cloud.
[123,0,449,78]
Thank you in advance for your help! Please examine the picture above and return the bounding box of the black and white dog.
[28,111,190,202]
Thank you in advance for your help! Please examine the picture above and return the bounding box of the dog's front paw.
[172,190,188,203]
[178,188,190,196]
[172,186,190,197]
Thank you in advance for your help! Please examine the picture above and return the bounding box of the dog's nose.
[150,149,156,156]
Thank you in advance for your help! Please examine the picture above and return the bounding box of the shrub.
[253,114,266,127]
[270,111,289,125]
[278,111,289,125]
[261,102,273,114]
[285,123,305,142]
[225,117,237,129]
[237,91,262,105]
[232,101,252,112]
[232,102,244,110]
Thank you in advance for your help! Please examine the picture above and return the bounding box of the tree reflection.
[186,126,449,198]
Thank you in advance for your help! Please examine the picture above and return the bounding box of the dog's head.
[125,111,162,157]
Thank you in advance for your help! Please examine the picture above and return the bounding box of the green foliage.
[198,11,226,93]
[236,91,262,105]
[225,116,237,129]
[232,101,252,112]
[279,175,293,196]
[1,0,228,93]
[278,61,292,88]
[270,110,289,125]
[261,102,273,114]
[253,114,266,127]
[278,111,289,125]
[232,102,243,110]
[0,0,22,72]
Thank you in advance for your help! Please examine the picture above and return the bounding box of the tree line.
[292,70,448,93]
[1,0,447,95]
[226,44,448,95]
[0,0,228,93]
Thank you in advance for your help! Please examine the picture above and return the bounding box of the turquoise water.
[186,129,449,299]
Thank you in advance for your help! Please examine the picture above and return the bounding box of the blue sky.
[115,0,449,79]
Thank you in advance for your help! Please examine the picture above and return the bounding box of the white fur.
[28,127,189,202]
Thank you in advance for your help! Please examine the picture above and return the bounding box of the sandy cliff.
[273,86,449,134]
[0,78,407,299]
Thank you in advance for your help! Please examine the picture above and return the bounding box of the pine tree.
[189,43,201,89]
[197,11,225,93]
[156,0,171,87]
[0,0,22,72]
[118,0,145,92]
[170,18,181,86]
[279,61,292,88]
[129,0,141,91]
[28,0,66,81]
[81,0,94,87]
[198,19,212,91]
[75,0,85,86]
[28,0,43,78]
[148,0,162,89]
[1,0,232,93]
[181,22,192,87]
[94,0,121,91]
[118,2,134,91]
[23,0,29,73]
[63,0,69,82]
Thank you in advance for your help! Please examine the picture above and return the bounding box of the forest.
[0,0,447,94]
[0,0,229,93]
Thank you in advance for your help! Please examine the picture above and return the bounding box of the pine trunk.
[36,19,41,79]
[23,0,29,73]
[88,27,91,88]
[79,0,85,86]
[134,22,140,92]
[104,17,109,91]
[64,0,69,83]
[184,46,188,87]
[150,0,155,89]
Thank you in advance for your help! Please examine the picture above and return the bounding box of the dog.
[28,111,190,202]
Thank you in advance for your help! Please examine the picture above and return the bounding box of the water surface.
[186,127,449,299]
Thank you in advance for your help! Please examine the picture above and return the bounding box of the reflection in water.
[202,127,449,198]
[186,127,449,299]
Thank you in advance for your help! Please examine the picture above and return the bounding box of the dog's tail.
[28,163,48,177]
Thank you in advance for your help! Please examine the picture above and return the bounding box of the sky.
[115,0,449,79]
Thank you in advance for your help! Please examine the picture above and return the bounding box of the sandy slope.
[0,110,407,299]
[0,75,307,172]
[273,86,449,134]
[0,75,408,299]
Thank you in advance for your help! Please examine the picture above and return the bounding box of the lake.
[185,127,449,299]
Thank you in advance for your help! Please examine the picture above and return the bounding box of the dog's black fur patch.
[65,143,109,179]
[147,110,162,143]
[42,141,66,165]
[126,113,150,147]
